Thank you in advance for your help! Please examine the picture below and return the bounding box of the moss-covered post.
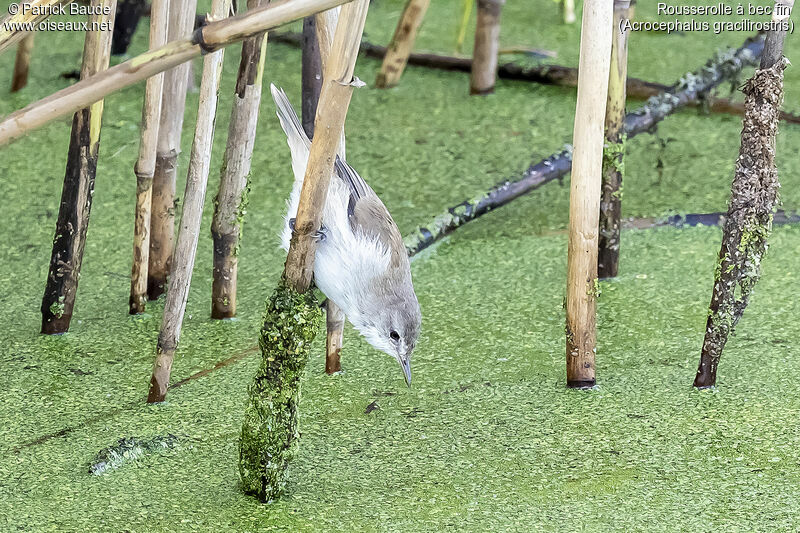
[238,0,370,502]
[565,0,613,387]
[148,0,198,300]
[40,0,116,334]
[469,0,504,95]
[10,33,34,92]
[694,1,792,388]
[374,0,430,89]
[598,0,634,279]
[148,0,232,404]
[130,0,170,315]
[210,0,270,319]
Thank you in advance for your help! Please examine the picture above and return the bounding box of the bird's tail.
[270,84,311,165]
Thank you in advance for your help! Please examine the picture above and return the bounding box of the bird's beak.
[399,357,412,387]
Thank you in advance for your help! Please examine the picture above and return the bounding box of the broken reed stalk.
[694,2,792,389]
[40,0,116,334]
[0,0,355,143]
[238,0,369,502]
[562,0,576,24]
[210,0,270,319]
[598,0,634,280]
[565,0,613,388]
[148,0,198,300]
[301,8,346,373]
[0,0,73,54]
[374,0,430,89]
[470,0,504,95]
[129,0,170,315]
[10,34,34,92]
[111,0,146,55]
[148,0,232,404]
[404,34,766,256]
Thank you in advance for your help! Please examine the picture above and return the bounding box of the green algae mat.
[2,0,800,530]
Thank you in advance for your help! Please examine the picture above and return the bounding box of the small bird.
[270,84,421,386]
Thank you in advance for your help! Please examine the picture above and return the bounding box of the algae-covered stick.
[565,0,613,388]
[40,0,116,335]
[470,0,505,95]
[148,0,198,300]
[374,0,430,89]
[148,0,232,404]
[694,1,792,389]
[598,0,634,280]
[301,8,348,374]
[130,0,170,315]
[10,33,34,93]
[210,0,270,319]
[239,0,369,502]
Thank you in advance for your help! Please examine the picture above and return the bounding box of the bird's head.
[352,287,421,387]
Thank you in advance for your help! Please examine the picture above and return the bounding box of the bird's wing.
[334,157,405,267]
[334,155,370,202]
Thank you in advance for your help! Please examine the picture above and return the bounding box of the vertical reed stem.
[470,0,504,95]
[210,0,270,319]
[148,0,232,403]
[130,0,170,314]
[148,0,198,300]
[10,34,34,92]
[598,0,633,279]
[565,0,613,387]
[301,15,322,137]
[562,0,576,24]
[41,0,116,334]
[111,0,146,55]
[374,0,430,89]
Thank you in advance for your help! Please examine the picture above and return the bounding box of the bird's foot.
[288,218,326,241]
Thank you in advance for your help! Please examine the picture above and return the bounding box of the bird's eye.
[389,330,400,341]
